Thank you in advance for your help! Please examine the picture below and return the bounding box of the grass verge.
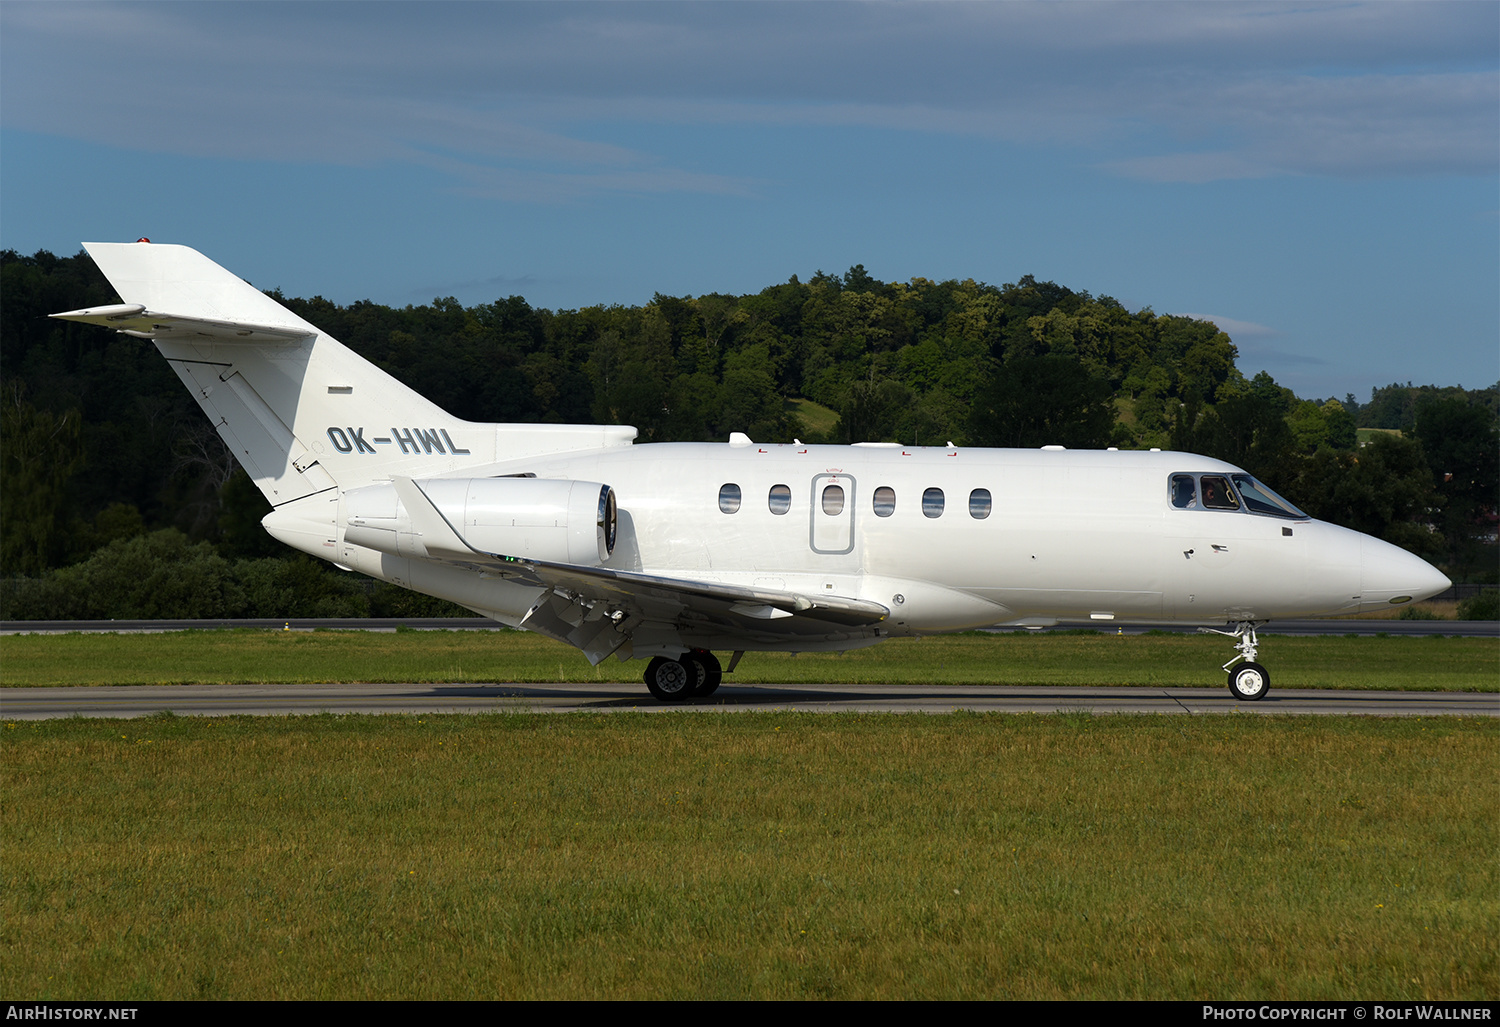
[1,629,1494,690]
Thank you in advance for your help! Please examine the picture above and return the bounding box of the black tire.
[680,652,707,697]
[644,656,692,701]
[1228,661,1270,701]
[684,649,722,697]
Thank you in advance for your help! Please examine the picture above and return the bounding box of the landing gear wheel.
[1203,622,1270,702]
[644,657,692,701]
[1228,661,1270,701]
[682,649,722,697]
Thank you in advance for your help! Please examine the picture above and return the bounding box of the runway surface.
[3,617,1497,637]
[3,681,1495,719]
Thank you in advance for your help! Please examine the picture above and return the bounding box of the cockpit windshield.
[1169,472,1307,519]
[1231,474,1308,519]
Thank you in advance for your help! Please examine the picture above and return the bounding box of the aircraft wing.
[51,304,313,343]
[389,476,889,661]
[500,559,890,627]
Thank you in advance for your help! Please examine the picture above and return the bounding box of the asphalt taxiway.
[3,617,1497,637]
[2,681,1494,719]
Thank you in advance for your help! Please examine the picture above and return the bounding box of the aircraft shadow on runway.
[420,682,1495,711]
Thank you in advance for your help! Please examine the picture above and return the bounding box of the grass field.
[4,631,1494,999]
[1,628,1494,691]
[2,712,1494,1000]
[786,397,839,439]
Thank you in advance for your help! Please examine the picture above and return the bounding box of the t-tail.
[51,242,636,509]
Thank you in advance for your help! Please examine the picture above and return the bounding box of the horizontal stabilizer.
[50,305,312,344]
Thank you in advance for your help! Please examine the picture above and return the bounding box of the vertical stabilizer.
[53,242,497,501]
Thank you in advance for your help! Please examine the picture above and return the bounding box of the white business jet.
[52,243,1450,702]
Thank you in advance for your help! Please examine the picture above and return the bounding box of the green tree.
[1185,372,1295,480]
[1321,399,1357,450]
[1411,396,1498,581]
[718,343,789,441]
[969,356,1115,450]
[0,388,84,575]
[837,377,912,444]
[1282,435,1440,558]
[1286,399,1332,453]
[235,555,370,617]
[24,530,242,619]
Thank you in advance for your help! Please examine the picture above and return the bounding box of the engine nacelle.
[342,477,617,566]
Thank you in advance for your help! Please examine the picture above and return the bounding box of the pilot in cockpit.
[1170,474,1198,509]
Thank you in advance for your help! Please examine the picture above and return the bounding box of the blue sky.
[2,1,1495,401]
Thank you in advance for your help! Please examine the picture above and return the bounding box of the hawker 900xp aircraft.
[53,242,1451,702]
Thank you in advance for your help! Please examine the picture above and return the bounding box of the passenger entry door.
[810,473,855,554]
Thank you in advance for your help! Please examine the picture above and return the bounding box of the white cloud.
[1177,314,1280,338]
[1104,153,1278,185]
[1237,346,1328,369]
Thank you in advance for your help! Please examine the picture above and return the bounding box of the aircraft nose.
[1359,535,1451,612]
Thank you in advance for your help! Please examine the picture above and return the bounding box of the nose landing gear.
[1199,621,1270,701]
[1228,660,1270,701]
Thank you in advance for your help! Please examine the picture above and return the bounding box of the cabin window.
[1169,474,1197,509]
[872,486,896,517]
[718,483,742,514]
[922,487,945,518]
[768,484,791,515]
[969,488,992,519]
[821,484,845,516]
[1232,474,1307,519]
[1199,475,1240,510]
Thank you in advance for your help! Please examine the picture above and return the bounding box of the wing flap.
[518,560,890,628]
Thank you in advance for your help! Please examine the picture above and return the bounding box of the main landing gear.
[643,649,723,702]
[1199,621,1270,701]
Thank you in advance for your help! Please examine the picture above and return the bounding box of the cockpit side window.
[1199,475,1240,510]
[1231,474,1308,519]
[1169,474,1197,509]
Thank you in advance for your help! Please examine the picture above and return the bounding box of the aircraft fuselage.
[261,440,1445,646]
